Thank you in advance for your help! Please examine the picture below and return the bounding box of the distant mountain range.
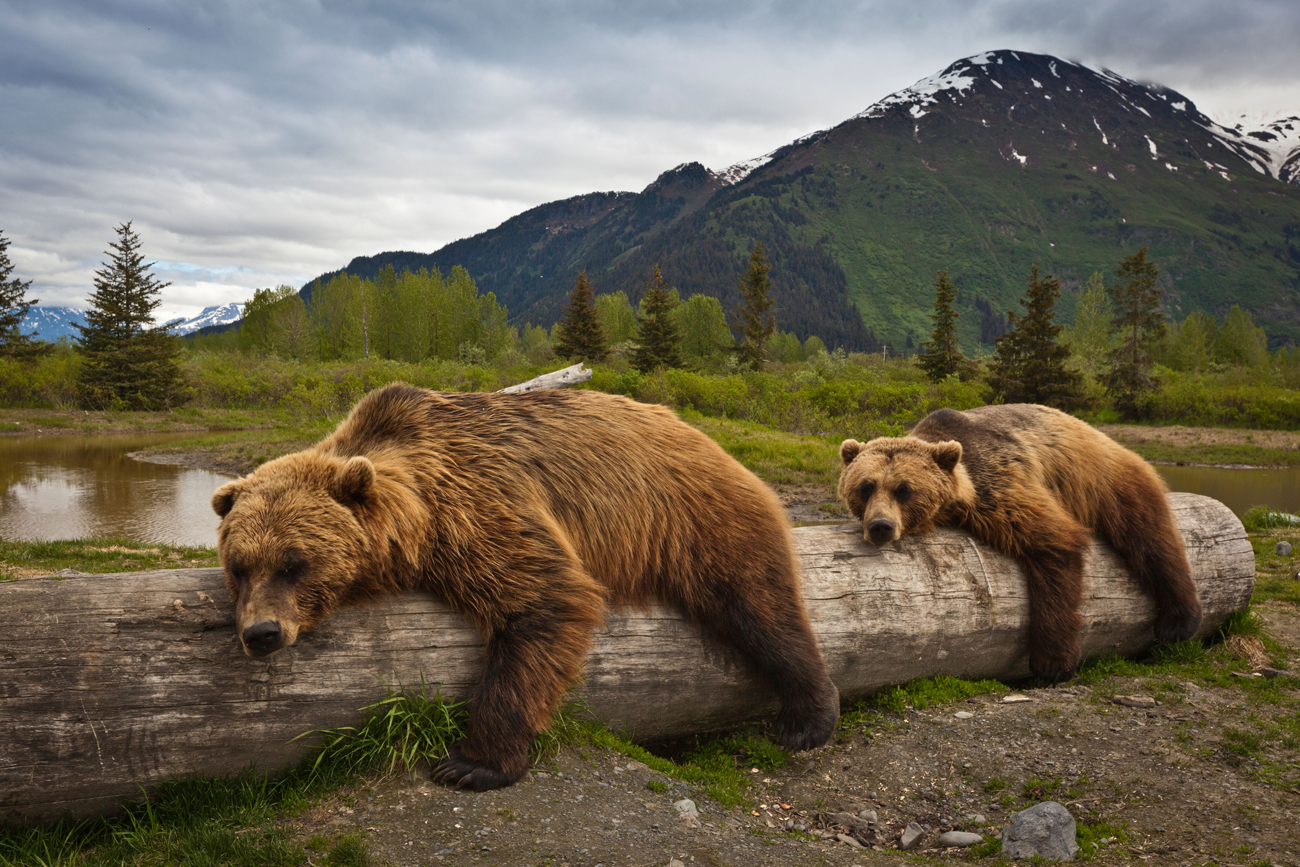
[307,49,1300,350]
[19,302,243,342]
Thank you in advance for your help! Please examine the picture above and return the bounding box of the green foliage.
[75,222,186,410]
[0,229,45,359]
[1214,305,1270,368]
[988,266,1082,410]
[731,242,775,370]
[594,291,638,346]
[916,269,964,382]
[1241,506,1300,532]
[1062,272,1114,378]
[866,675,1008,715]
[630,265,683,372]
[1103,246,1166,419]
[1076,820,1128,861]
[0,538,218,580]
[238,285,310,360]
[553,271,608,362]
[676,293,733,365]
[302,677,468,780]
[1162,310,1216,373]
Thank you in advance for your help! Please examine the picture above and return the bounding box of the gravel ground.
[286,605,1300,867]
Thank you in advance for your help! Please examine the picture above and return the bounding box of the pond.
[0,433,235,547]
[0,434,1295,548]
[1153,464,1300,519]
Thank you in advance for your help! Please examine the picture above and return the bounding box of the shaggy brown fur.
[838,404,1202,683]
[213,383,839,790]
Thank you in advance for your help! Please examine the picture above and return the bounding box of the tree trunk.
[0,492,1251,823]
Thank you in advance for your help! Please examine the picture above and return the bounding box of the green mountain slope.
[315,50,1300,351]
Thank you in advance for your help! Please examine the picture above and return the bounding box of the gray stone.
[1277,541,1293,556]
[1111,694,1157,708]
[938,831,984,848]
[836,833,865,848]
[899,822,925,851]
[954,711,975,719]
[672,799,699,819]
[967,813,987,825]
[859,809,878,823]
[668,860,686,867]
[1002,802,1078,861]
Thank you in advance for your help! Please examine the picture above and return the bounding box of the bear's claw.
[1030,654,1079,686]
[431,743,526,792]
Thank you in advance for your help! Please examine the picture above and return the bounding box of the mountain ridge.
[311,50,1300,349]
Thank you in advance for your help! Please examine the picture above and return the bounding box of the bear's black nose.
[242,620,283,656]
[867,519,895,545]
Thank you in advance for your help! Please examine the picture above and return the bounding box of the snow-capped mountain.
[716,50,1300,188]
[166,302,243,335]
[17,306,87,342]
[21,302,243,341]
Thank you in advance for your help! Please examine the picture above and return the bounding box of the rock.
[1259,667,1297,678]
[836,833,865,848]
[1111,694,1157,708]
[859,809,878,823]
[625,760,650,772]
[673,799,699,819]
[1002,694,1034,703]
[954,711,975,719]
[938,831,984,847]
[1278,541,1293,556]
[967,813,987,825]
[668,860,686,867]
[1002,802,1078,861]
[899,822,925,851]
[827,811,876,841]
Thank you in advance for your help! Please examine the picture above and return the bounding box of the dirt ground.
[283,605,1300,867]
[1096,425,1300,453]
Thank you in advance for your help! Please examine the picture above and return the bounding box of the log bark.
[0,492,1251,823]
[497,363,592,393]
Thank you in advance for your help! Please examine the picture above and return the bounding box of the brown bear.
[212,382,839,790]
[837,404,1202,683]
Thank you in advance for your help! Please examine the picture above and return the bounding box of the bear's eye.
[227,562,248,585]
[278,553,308,584]
[857,481,876,502]
[894,483,913,504]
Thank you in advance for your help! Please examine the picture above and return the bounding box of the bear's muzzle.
[242,620,286,657]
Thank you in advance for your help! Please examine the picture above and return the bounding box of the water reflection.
[1155,464,1300,517]
[0,434,234,547]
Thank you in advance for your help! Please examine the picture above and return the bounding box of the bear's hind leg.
[679,576,839,752]
[1097,479,1202,644]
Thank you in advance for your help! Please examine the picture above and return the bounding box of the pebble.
[967,813,987,825]
[836,833,865,848]
[1003,694,1033,703]
[1002,802,1078,861]
[1277,541,1293,556]
[954,711,975,719]
[668,860,686,867]
[899,822,925,851]
[1111,694,1157,708]
[938,831,984,848]
[859,809,877,823]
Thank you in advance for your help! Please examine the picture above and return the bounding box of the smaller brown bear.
[212,383,839,790]
[838,404,1202,683]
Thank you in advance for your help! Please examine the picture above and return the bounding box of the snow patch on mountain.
[21,302,244,341]
[855,60,978,119]
[168,302,244,335]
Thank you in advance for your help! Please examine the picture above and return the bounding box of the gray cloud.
[1,0,1296,320]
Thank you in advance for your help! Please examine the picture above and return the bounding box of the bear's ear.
[931,440,963,473]
[840,439,863,465]
[212,480,243,518]
[332,456,375,506]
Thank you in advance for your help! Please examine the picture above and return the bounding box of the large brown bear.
[837,404,1202,683]
[212,382,839,790]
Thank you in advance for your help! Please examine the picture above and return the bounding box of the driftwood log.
[0,492,1251,822]
[497,363,592,393]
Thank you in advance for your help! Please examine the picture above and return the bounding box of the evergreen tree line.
[916,246,1283,419]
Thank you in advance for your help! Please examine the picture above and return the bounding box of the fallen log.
[497,362,592,393]
[0,492,1251,823]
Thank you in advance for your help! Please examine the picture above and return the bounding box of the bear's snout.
[242,620,285,657]
[866,518,896,546]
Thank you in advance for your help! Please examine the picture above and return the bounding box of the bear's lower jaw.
[432,742,528,791]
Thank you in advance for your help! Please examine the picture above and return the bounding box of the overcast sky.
[3,0,1298,322]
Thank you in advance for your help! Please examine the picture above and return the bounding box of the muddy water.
[1154,464,1300,517]
[0,433,234,547]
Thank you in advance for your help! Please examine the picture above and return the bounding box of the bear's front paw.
[774,680,840,752]
[432,742,527,791]
[1029,654,1079,686]
[1154,608,1202,644]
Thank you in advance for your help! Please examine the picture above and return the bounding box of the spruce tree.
[732,242,776,370]
[0,230,44,358]
[554,270,608,362]
[1102,246,1165,419]
[630,265,683,372]
[988,266,1082,409]
[916,269,963,382]
[75,222,185,409]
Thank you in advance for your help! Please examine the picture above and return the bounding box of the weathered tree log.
[0,492,1251,823]
[497,363,592,393]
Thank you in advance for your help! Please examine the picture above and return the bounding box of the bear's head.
[211,452,376,658]
[837,436,967,546]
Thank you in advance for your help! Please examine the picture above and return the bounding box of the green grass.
[1123,440,1300,468]
[857,675,1009,717]
[1076,820,1128,862]
[0,538,219,580]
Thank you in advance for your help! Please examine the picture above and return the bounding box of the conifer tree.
[988,266,1082,409]
[75,222,184,409]
[916,269,963,382]
[732,242,776,370]
[630,265,683,372]
[1102,246,1165,418]
[554,270,607,362]
[0,230,44,358]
